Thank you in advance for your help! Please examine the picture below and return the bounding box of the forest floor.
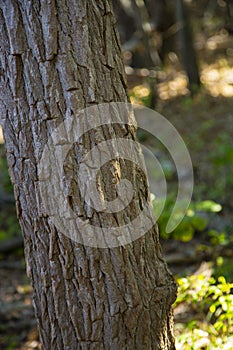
[0,13,233,350]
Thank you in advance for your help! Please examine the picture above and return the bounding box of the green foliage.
[194,200,222,213]
[0,209,21,242]
[201,132,233,202]
[153,195,222,241]
[214,257,233,282]
[175,274,233,349]
[210,132,233,166]
[208,230,228,246]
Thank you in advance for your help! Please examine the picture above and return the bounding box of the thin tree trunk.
[0,1,177,349]
[175,0,201,93]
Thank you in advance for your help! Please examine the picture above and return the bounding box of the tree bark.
[0,1,177,349]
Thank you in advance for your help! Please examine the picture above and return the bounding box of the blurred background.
[0,0,233,348]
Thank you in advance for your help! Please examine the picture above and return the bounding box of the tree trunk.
[175,0,201,93]
[0,1,177,349]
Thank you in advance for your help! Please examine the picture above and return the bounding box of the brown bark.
[0,1,177,349]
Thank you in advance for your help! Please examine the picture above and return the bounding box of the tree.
[0,1,177,349]
[175,0,200,93]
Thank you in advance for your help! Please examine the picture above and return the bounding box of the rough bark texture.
[0,1,177,349]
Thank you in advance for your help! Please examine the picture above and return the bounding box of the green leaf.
[191,215,208,231]
[195,200,222,213]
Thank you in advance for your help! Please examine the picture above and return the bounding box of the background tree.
[0,1,177,349]
[114,0,201,95]
[175,0,201,93]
